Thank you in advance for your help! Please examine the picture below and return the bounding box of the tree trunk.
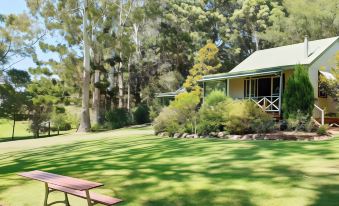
[78,0,91,132]
[93,70,101,124]
[127,57,131,111]
[11,113,15,140]
[48,121,50,137]
[254,30,259,51]
[118,61,124,108]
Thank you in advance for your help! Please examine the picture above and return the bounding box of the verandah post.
[278,72,283,116]
[227,79,230,96]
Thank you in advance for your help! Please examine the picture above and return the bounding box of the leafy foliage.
[183,42,222,95]
[133,104,150,124]
[105,109,131,129]
[197,90,230,134]
[154,107,181,135]
[222,100,274,134]
[319,52,339,105]
[283,65,314,119]
[155,91,274,135]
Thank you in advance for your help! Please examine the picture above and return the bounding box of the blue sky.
[0,0,59,72]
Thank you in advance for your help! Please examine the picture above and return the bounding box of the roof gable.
[230,36,339,73]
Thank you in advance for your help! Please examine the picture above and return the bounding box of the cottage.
[200,36,338,124]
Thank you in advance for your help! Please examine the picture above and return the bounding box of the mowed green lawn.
[0,127,338,206]
[0,119,72,142]
[0,119,32,140]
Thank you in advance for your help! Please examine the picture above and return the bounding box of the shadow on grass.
[0,135,338,205]
[0,133,71,143]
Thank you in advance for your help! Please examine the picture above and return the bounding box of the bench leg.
[64,193,70,206]
[44,183,49,206]
[85,190,92,206]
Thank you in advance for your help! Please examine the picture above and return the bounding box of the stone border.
[157,131,332,141]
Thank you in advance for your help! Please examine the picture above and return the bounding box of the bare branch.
[1,57,25,72]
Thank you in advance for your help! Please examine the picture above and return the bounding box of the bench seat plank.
[18,170,103,191]
[49,184,123,206]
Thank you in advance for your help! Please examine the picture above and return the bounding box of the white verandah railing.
[312,104,325,125]
[246,96,280,112]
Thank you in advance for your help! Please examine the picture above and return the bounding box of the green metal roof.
[201,67,283,81]
[201,36,339,82]
[155,87,186,98]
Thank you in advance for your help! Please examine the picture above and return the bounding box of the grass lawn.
[0,127,338,206]
[0,119,72,142]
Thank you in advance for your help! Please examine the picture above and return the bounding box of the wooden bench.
[18,170,123,206]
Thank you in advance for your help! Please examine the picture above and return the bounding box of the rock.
[253,134,264,140]
[173,133,181,138]
[186,134,193,138]
[160,132,169,137]
[217,132,224,138]
[241,134,252,140]
[181,133,188,138]
[210,132,217,137]
[229,135,241,140]
[223,135,230,139]
[193,134,199,138]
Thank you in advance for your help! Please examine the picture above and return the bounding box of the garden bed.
[157,131,333,141]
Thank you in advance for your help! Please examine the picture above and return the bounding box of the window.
[244,79,258,97]
[204,80,227,97]
[318,72,327,98]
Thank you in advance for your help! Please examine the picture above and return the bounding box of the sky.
[0,0,59,72]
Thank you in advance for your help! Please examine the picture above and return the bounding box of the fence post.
[48,122,51,137]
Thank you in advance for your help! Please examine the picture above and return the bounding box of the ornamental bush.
[197,90,231,134]
[154,107,181,135]
[154,92,200,134]
[133,104,150,124]
[222,100,274,134]
[283,65,314,119]
[153,91,275,135]
[105,108,131,129]
[169,92,200,133]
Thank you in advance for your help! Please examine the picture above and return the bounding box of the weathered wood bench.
[18,170,123,206]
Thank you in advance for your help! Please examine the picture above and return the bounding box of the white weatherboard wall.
[309,40,339,97]
[309,40,339,113]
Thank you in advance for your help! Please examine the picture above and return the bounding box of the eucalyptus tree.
[261,0,339,46]
[26,0,125,130]
[0,12,42,72]
[0,69,30,140]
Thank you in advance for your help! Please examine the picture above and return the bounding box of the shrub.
[91,123,107,132]
[169,92,200,133]
[105,108,131,129]
[283,65,314,119]
[154,92,200,134]
[286,112,316,132]
[149,99,163,121]
[51,112,73,132]
[133,104,150,124]
[154,107,181,135]
[223,100,274,134]
[197,90,231,134]
[204,90,228,106]
[54,106,66,114]
[247,102,275,134]
[317,124,329,135]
